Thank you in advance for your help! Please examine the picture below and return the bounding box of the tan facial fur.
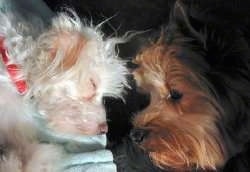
[132,41,225,170]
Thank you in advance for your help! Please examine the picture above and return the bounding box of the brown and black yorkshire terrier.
[113,0,250,172]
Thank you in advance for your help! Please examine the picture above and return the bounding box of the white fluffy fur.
[0,10,128,171]
[0,79,64,172]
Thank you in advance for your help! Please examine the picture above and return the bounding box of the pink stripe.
[0,37,28,94]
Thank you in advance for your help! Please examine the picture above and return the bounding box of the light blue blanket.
[39,127,116,172]
[0,0,116,171]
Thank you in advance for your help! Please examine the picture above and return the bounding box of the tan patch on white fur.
[50,31,87,70]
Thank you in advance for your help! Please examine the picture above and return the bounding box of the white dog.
[0,10,128,172]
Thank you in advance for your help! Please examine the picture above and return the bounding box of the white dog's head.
[1,11,128,136]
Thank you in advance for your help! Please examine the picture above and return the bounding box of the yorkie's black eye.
[168,89,183,101]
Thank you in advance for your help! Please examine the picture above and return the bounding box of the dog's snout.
[99,122,108,134]
[130,128,149,143]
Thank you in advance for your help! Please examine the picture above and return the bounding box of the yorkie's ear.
[169,1,205,44]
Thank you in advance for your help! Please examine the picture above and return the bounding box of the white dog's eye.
[82,78,97,101]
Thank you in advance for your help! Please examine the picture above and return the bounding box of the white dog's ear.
[48,31,87,69]
[42,11,88,69]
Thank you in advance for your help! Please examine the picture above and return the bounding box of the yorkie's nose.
[130,128,149,143]
[99,122,108,134]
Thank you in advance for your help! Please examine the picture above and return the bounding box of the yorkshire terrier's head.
[129,2,250,171]
[1,11,128,136]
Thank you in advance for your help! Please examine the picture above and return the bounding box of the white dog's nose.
[98,122,108,134]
